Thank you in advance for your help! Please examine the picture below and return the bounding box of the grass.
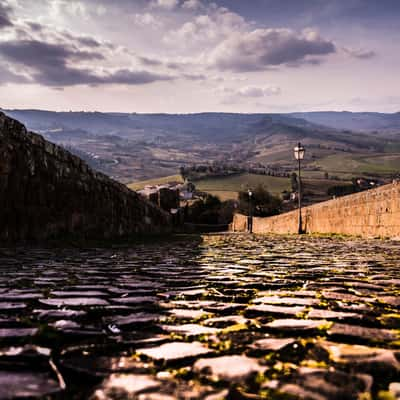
[127,174,183,190]
[195,173,291,199]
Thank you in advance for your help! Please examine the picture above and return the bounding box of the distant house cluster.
[138,182,194,215]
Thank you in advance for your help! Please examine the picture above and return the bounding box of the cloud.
[208,28,336,72]
[49,0,88,19]
[137,55,164,67]
[163,6,247,48]
[0,63,29,85]
[133,12,161,28]
[18,21,118,52]
[236,86,281,97]
[182,0,203,10]
[181,72,206,80]
[343,47,376,59]
[216,84,282,106]
[0,1,12,28]
[99,69,173,85]
[0,39,104,65]
[151,0,179,10]
[217,85,281,104]
[136,54,197,73]
[0,39,174,86]
[76,36,102,48]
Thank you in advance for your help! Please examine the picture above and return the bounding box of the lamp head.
[294,142,305,160]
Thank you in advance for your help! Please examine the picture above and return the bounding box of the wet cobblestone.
[0,233,399,399]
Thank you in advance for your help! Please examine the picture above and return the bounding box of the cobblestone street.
[0,234,400,399]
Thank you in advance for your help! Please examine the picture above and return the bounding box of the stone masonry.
[232,181,400,238]
[0,112,172,242]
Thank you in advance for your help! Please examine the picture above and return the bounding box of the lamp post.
[294,142,305,234]
[248,189,253,234]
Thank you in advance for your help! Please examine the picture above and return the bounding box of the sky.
[0,0,399,113]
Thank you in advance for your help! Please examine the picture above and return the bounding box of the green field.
[128,174,183,190]
[195,173,291,200]
[128,173,290,200]
[313,153,400,176]
[127,172,356,204]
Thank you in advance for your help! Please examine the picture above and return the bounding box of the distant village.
[137,162,387,221]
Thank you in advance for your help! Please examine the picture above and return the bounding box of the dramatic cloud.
[0,0,396,113]
[209,28,336,72]
[343,47,376,59]
[0,39,173,86]
[0,1,12,28]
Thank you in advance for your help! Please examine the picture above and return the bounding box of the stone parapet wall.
[231,182,400,238]
[0,112,172,242]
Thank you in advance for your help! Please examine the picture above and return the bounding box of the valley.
[3,109,400,189]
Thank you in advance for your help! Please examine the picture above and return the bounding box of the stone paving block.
[246,304,306,316]
[137,341,213,363]
[160,324,219,337]
[328,323,399,342]
[265,319,329,332]
[194,355,262,382]
[91,374,161,399]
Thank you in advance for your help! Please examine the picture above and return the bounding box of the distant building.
[138,183,180,212]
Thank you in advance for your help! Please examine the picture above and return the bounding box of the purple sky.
[0,0,399,113]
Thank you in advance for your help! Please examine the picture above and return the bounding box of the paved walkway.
[0,234,399,399]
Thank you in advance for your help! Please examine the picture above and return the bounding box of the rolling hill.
[2,109,400,183]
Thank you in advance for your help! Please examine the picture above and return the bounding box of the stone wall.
[231,182,400,238]
[0,112,172,242]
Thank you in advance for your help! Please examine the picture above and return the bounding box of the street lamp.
[248,189,253,234]
[294,142,305,234]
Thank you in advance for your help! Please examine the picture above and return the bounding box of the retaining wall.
[231,182,400,238]
[0,112,172,242]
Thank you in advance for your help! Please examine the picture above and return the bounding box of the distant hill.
[2,109,400,182]
[4,108,400,140]
[290,111,400,135]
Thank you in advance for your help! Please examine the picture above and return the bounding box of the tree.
[179,166,187,181]
[327,184,358,197]
[185,195,236,225]
[186,181,196,192]
[186,194,221,224]
[290,172,298,192]
[238,185,282,217]
[281,190,290,201]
